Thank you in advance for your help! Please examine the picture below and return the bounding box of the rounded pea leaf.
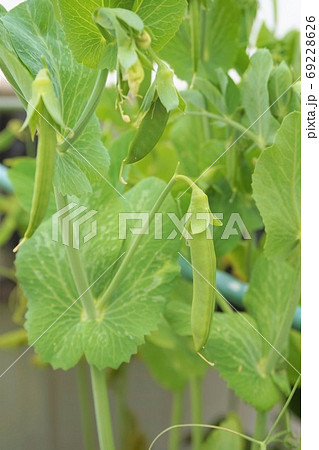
[252,112,301,264]
[202,313,282,411]
[16,179,181,370]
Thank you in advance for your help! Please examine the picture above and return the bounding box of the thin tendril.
[148,423,262,449]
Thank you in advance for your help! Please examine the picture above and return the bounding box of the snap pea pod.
[120,97,169,182]
[189,225,216,352]
[13,111,56,252]
[176,175,218,352]
[188,187,217,352]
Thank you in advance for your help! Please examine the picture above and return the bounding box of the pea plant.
[0,0,301,449]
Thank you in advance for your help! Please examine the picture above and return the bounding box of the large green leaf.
[57,0,110,69]
[57,0,186,68]
[1,0,110,196]
[268,61,293,120]
[159,20,193,83]
[201,413,244,450]
[54,116,110,196]
[16,178,181,370]
[202,313,282,410]
[252,112,301,263]
[134,0,187,51]
[1,0,98,129]
[204,0,241,70]
[241,50,279,146]
[140,322,206,392]
[244,256,300,356]
[7,158,56,216]
[0,12,33,103]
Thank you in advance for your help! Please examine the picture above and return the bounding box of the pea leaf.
[204,0,241,70]
[1,0,110,196]
[56,0,134,69]
[252,112,301,263]
[1,0,98,129]
[134,0,187,51]
[7,158,56,216]
[54,116,110,196]
[57,0,186,68]
[244,256,300,357]
[241,49,280,146]
[159,21,193,83]
[268,61,293,120]
[0,12,33,104]
[202,313,282,411]
[16,178,181,370]
[140,322,206,392]
[201,413,244,450]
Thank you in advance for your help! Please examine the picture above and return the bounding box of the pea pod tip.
[197,351,215,367]
[13,237,27,253]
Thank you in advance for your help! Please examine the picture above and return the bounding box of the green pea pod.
[120,97,169,183]
[14,110,56,252]
[176,176,219,352]
[189,225,216,352]
[188,187,217,352]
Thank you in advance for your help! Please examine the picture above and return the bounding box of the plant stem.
[265,375,301,444]
[54,189,115,450]
[150,424,263,449]
[99,169,178,308]
[215,290,233,313]
[190,377,202,450]
[59,69,108,152]
[54,189,97,319]
[90,366,115,450]
[189,0,201,85]
[187,111,263,148]
[77,359,97,450]
[169,391,184,450]
[251,411,267,450]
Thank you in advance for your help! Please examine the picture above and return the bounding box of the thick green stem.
[54,189,115,450]
[99,169,178,308]
[251,411,267,450]
[59,69,108,152]
[90,366,115,450]
[190,377,202,450]
[77,359,97,450]
[169,391,184,450]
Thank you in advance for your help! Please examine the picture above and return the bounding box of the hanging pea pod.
[189,223,216,352]
[120,97,169,183]
[13,69,62,252]
[176,175,221,352]
[187,186,218,352]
